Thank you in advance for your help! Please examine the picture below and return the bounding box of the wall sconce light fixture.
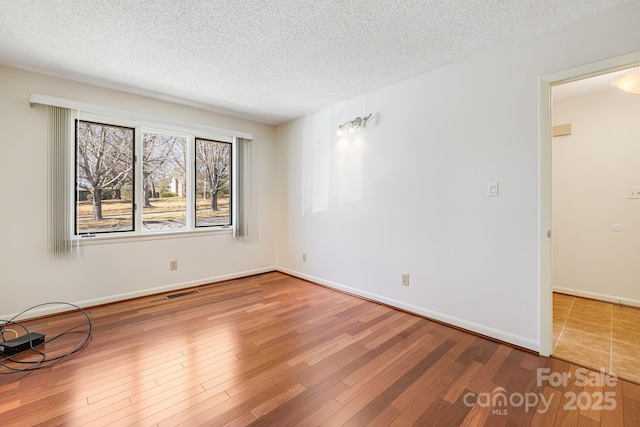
[337,113,372,136]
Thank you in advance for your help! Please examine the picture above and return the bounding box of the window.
[75,121,135,234]
[32,94,251,252]
[142,131,187,231]
[195,138,231,227]
[74,118,233,236]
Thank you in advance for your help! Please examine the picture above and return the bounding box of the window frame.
[74,119,137,236]
[194,137,233,229]
[71,110,237,242]
[138,127,192,233]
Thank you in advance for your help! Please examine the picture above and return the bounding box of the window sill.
[73,227,233,246]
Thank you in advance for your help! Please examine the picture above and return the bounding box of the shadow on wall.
[301,101,371,215]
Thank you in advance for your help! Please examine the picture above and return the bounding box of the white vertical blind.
[48,106,72,254]
[234,138,252,238]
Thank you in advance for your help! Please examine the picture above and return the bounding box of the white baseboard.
[6,266,540,352]
[278,267,538,352]
[553,286,640,308]
[1,266,277,321]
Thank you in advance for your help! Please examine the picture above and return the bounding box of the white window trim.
[31,94,251,244]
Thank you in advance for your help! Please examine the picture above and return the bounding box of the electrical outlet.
[302,253,307,262]
[627,187,640,199]
[401,273,410,286]
[170,260,178,271]
[289,250,294,259]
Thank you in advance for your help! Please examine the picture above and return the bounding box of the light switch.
[487,181,499,197]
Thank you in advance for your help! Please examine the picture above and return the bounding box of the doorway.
[543,62,640,383]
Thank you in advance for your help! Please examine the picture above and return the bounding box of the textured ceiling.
[0,0,632,125]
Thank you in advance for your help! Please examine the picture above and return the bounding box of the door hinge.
[547,229,551,238]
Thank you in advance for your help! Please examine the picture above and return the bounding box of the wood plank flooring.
[1,272,640,426]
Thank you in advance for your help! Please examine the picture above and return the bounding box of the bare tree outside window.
[75,121,134,233]
[195,139,231,227]
[74,119,235,235]
[142,132,187,230]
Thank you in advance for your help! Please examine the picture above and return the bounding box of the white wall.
[553,89,640,306]
[276,1,640,351]
[0,66,277,319]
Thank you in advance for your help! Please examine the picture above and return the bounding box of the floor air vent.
[165,289,200,300]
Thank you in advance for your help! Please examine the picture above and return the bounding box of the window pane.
[195,139,231,227]
[142,132,187,230]
[76,121,135,234]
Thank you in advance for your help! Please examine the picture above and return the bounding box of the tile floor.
[553,292,640,384]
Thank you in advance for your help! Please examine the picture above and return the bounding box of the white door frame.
[538,51,640,357]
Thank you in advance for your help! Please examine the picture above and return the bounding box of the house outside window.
[74,118,232,236]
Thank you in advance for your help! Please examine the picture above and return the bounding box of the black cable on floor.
[0,302,92,373]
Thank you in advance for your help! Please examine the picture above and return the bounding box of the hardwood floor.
[2,272,640,426]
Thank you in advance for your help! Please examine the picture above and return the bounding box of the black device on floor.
[0,332,46,356]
